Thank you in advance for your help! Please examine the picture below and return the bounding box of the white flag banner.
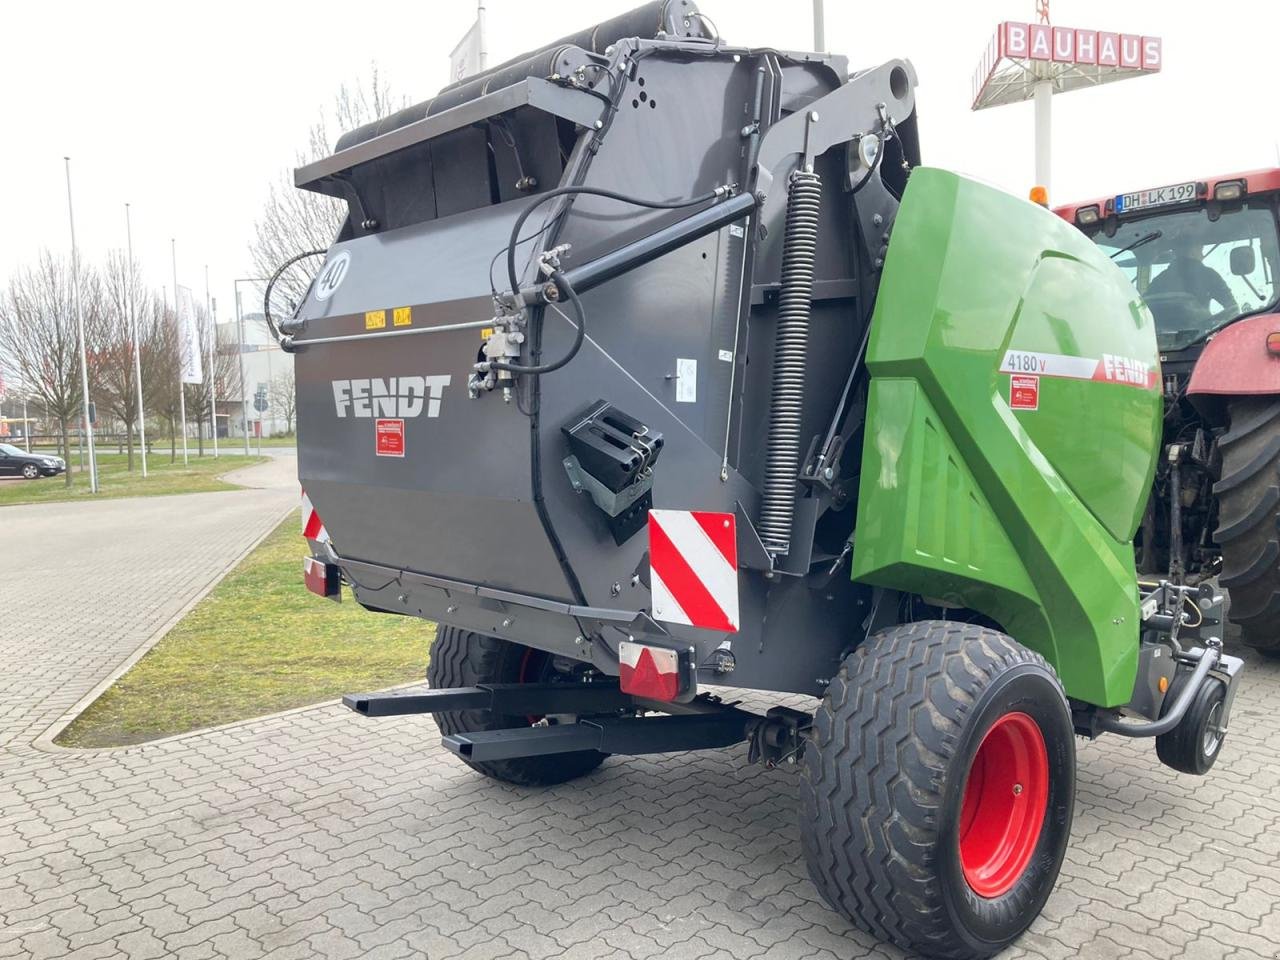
[449,18,483,83]
[176,286,203,385]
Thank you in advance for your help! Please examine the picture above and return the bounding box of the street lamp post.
[234,287,251,455]
[172,239,188,466]
[125,203,147,477]
[64,157,98,493]
[206,265,218,458]
[233,277,273,453]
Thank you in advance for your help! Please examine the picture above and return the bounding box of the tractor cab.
[1056,170,1280,366]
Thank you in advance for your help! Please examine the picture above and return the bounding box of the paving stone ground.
[1,456,1278,959]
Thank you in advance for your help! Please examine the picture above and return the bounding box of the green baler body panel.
[851,168,1161,707]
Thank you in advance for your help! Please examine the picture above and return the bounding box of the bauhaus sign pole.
[971,13,1162,203]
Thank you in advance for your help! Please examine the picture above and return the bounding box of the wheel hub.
[958,711,1050,898]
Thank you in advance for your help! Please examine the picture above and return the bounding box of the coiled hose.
[758,170,822,556]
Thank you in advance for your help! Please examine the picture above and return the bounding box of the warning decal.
[375,418,405,457]
[1010,374,1040,410]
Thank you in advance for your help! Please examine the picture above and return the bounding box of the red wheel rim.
[958,711,1049,898]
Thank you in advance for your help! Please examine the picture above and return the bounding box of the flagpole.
[477,1,487,70]
[126,203,148,477]
[172,238,188,465]
[65,157,99,493]
[206,265,218,458]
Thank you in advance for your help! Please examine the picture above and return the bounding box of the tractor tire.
[426,625,607,786]
[1215,397,1280,656]
[800,621,1075,960]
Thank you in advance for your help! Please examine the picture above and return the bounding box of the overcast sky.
[3,0,1277,319]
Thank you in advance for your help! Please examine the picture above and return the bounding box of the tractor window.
[1090,202,1280,352]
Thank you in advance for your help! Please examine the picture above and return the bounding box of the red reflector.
[303,556,342,601]
[619,641,682,701]
[1267,332,1280,355]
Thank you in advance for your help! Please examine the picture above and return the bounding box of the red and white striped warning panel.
[648,509,739,632]
[301,489,330,543]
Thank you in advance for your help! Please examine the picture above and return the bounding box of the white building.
[216,313,295,439]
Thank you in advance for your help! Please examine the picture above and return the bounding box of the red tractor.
[1058,170,1280,656]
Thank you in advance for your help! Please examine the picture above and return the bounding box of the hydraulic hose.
[506,185,724,302]
[263,248,326,342]
[758,169,822,556]
[486,271,585,376]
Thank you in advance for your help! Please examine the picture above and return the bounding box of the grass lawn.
[56,510,431,747]
[0,451,266,507]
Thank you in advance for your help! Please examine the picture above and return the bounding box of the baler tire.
[426,626,607,786]
[1215,397,1280,655]
[800,621,1075,960]
[1155,671,1227,776]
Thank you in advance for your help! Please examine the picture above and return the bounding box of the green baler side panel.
[851,168,1162,708]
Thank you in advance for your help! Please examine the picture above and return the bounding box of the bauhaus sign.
[973,21,1161,110]
[1003,22,1160,69]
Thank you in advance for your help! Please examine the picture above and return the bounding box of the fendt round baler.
[278,5,1244,956]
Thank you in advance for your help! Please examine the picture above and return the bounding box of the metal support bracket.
[442,707,756,762]
[343,681,634,718]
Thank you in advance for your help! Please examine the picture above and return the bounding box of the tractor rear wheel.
[427,626,608,786]
[800,621,1075,960]
[1215,397,1280,656]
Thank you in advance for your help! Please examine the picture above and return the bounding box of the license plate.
[1115,181,1197,213]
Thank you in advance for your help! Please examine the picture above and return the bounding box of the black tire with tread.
[427,626,607,786]
[1215,397,1280,655]
[1155,671,1227,775]
[800,621,1076,960]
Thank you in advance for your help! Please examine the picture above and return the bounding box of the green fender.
[851,168,1161,708]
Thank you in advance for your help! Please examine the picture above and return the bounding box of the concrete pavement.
[1,456,1278,959]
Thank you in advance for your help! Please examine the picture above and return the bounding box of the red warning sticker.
[375,418,405,457]
[1010,374,1040,411]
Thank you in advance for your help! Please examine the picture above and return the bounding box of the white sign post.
[972,17,1162,200]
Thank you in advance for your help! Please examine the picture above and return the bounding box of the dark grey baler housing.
[291,0,920,698]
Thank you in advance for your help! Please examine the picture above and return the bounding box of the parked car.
[0,443,65,479]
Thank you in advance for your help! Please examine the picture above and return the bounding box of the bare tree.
[0,252,89,485]
[139,294,182,462]
[269,368,296,434]
[249,68,406,306]
[183,304,242,454]
[93,252,146,469]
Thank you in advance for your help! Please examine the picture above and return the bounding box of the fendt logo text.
[332,376,452,418]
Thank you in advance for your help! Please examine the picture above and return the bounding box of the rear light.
[1075,205,1100,225]
[1267,332,1280,356]
[303,556,342,601]
[1214,180,1245,201]
[618,640,693,702]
